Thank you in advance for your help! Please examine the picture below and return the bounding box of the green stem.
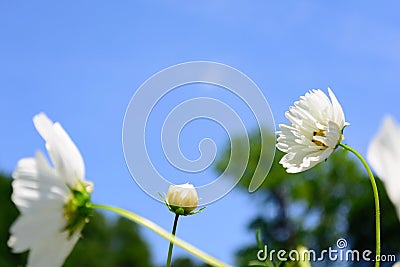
[166,214,180,267]
[92,204,231,267]
[339,143,380,267]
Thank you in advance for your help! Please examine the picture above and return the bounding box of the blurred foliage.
[0,172,27,267]
[215,130,400,267]
[0,173,154,267]
[65,215,154,267]
[168,257,211,267]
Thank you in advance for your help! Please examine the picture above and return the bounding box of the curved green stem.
[92,204,231,267]
[166,214,179,267]
[339,143,380,267]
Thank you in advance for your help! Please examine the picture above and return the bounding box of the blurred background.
[1,1,400,266]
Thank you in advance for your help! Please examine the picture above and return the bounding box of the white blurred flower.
[166,183,199,215]
[392,262,400,267]
[277,88,349,173]
[367,116,400,220]
[8,113,93,267]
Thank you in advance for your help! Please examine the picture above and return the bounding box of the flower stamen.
[312,129,328,148]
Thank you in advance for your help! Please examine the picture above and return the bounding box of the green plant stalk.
[92,204,231,267]
[339,143,380,267]
[255,229,274,267]
[166,213,180,267]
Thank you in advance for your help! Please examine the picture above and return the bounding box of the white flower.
[367,116,400,221]
[8,113,93,267]
[166,183,199,215]
[277,88,349,173]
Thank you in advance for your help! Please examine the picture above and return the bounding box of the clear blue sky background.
[1,1,400,266]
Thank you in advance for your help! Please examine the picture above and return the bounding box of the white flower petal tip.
[276,88,348,173]
[367,115,400,221]
[33,112,85,187]
[8,113,93,267]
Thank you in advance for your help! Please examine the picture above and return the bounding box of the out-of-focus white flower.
[392,262,400,267]
[8,113,93,267]
[277,88,349,173]
[367,116,400,220]
[166,183,199,215]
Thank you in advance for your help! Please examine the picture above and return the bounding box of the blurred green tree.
[215,130,400,266]
[0,172,27,267]
[0,173,154,267]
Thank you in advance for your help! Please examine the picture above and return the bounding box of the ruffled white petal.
[277,89,347,173]
[367,116,400,220]
[280,146,334,173]
[33,113,85,186]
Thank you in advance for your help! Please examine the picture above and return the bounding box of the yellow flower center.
[312,129,327,149]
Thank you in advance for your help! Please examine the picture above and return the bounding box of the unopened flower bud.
[166,183,198,215]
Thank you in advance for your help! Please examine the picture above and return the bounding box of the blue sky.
[1,1,400,265]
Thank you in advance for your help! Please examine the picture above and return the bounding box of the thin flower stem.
[339,143,380,267]
[92,204,231,267]
[166,214,180,267]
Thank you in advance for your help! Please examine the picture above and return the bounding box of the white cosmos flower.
[8,113,93,267]
[367,116,400,221]
[277,88,349,173]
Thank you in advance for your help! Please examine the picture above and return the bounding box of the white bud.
[166,183,198,215]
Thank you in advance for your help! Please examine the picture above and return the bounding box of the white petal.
[8,210,65,253]
[33,113,85,186]
[367,115,400,219]
[12,157,37,182]
[324,121,341,147]
[328,88,346,128]
[12,152,68,215]
[27,230,81,267]
[279,147,331,174]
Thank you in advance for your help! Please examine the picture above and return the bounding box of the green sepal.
[159,193,206,216]
[63,181,93,238]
